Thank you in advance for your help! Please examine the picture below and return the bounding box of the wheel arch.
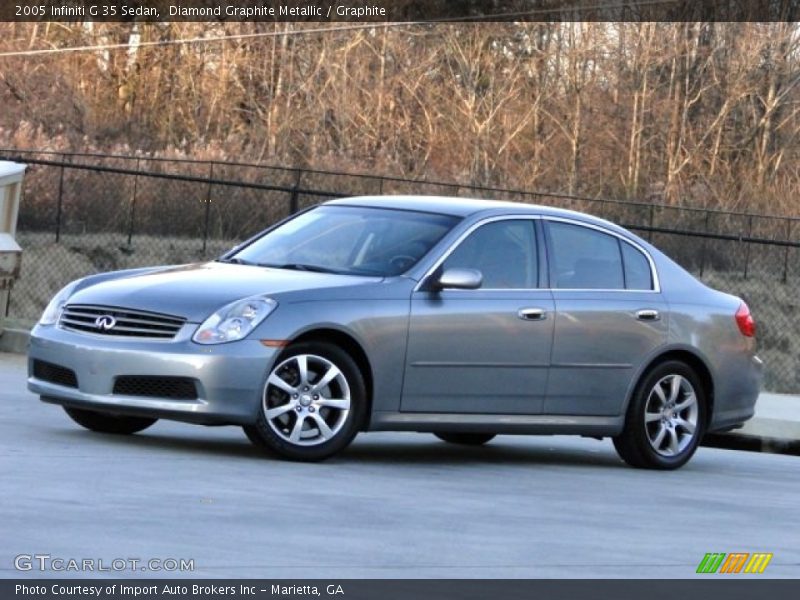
[626,348,715,429]
[290,328,374,430]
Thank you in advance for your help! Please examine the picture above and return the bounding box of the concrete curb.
[703,432,800,457]
[0,327,29,354]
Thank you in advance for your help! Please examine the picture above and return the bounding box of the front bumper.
[27,324,279,425]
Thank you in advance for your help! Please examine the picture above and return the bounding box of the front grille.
[113,376,198,400]
[60,305,185,339]
[33,360,78,388]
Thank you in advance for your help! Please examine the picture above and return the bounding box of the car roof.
[326,194,529,217]
[325,195,631,236]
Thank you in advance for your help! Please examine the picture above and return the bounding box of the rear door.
[543,218,667,416]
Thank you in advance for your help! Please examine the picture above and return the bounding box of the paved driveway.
[1,352,797,578]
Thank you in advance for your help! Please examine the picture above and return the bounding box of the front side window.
[233,205,459,276]
[443,220,538,289]
[547,221,653,290]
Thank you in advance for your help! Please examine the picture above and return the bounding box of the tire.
[613,360,706,470]
[433,432,496,446]
[243,342,367,461]
[63,406,158,435]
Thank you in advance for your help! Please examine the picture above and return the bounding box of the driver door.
[401,218,554,414]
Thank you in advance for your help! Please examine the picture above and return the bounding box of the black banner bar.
[4,580,800,600]
[2,0,798,23]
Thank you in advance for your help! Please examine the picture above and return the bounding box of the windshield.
[231,205,460,276]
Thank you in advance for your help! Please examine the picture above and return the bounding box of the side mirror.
[433,268,483,291]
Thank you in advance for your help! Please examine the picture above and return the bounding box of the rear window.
[549,222,624,289]
[547,221,653,290]
[621,241,653,290]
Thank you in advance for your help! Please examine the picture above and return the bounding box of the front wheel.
[433,432,496,446]
[613,361,706,470]
[63,406,158,435]
[243,342,367,461]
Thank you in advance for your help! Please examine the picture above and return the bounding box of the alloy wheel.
[644,374,699,457]
[262,354,351,447]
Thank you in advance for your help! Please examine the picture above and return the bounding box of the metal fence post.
[202,163,214,252]
[783,219,792,283]
[55,155,66,243]
[743,215,753,279]
[126,158,140,247]
[290,170,301,215]
[699,211,711,276]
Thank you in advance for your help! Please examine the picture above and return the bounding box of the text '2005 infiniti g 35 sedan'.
[28,196,763,469]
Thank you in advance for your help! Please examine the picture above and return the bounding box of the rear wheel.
[434,432,496,446]
[63,406,157,435]
[613,361,706,470]
[243,342,367,461]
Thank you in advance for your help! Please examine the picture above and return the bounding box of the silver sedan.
[27,196,763,468]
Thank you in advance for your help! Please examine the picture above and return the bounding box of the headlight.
[193,297,277,345]
[39,280,82,325]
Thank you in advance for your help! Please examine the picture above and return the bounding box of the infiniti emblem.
[95,315,117,331]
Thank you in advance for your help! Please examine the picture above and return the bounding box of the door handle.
[636,309,660,321]
[518,307,547,321]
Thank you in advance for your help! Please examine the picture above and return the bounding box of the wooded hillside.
[1,22,798,214]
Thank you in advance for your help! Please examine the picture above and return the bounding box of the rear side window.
[621,242,653,290]
[547,221,652,290]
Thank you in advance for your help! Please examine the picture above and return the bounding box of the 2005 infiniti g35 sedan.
[28,196,763,469]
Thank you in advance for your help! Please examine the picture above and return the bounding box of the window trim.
[415,214,661,294]
[542,217,661,293]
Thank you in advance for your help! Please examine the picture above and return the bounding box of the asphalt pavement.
[1,352,798,579]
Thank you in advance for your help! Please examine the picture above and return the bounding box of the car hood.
[68,262,382,321]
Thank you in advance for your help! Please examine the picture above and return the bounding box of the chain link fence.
[2,149,798,393]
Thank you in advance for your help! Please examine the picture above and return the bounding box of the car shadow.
[50,426,626,469]
[50,426,262,460]
[339,439,625,469]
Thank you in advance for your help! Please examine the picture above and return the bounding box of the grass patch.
[10,232,234,321]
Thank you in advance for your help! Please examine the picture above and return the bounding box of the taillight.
[735,302,756,337]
